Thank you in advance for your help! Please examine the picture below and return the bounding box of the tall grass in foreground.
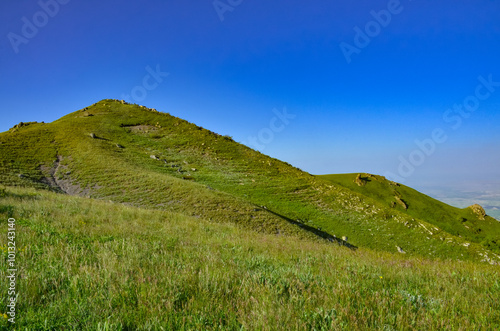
[1,187,499,330]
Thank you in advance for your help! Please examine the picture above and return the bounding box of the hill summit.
[1,99,499,263]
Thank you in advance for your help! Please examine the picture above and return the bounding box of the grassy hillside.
[1,186,499,330]
[0,99,499,264]
[318,174,500,255]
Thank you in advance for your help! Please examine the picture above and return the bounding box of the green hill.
[2,99,500,329]
[318,173,500,257]
[1,99,499,264]
[1,186,499,329]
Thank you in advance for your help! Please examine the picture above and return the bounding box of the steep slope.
[1,99,499,263]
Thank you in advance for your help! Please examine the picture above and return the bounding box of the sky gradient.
[1,0,499,199]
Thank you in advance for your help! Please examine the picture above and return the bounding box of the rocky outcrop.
[469,204,486,220]
[10,121,41,130]
[354,174,366,187]
[395,196,408,210]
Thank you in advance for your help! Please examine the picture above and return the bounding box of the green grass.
[0,99,499,264]
[1,186,499,330]
[318,173,500,254]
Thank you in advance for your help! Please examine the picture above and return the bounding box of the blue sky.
[1,0,499,194]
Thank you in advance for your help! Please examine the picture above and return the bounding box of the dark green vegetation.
[0,99,499,328]
[1,187,499,330]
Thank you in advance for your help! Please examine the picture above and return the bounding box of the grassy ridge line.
[0,99,498,263]
[0,186,499,330]
[301,180,500,264]
[0,105,322,241]
[319,174,500,257]
[65,101,493,262]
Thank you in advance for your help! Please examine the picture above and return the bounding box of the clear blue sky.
[1,0,499,191]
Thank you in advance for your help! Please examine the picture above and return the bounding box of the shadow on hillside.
[261,207,357,250]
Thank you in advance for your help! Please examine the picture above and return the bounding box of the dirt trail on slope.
[40,155,92,196]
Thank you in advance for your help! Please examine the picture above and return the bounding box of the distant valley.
[414,182,500,221]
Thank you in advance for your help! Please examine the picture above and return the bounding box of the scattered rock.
[191,168,197,171]
[396,246,406,254]
[150,155,159,160]
[468,204,486,220]
[116,144,124,149]
[342,236,348,242]
[18,174,25,178]
[10,121,39,130]
[90,133,96,139]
